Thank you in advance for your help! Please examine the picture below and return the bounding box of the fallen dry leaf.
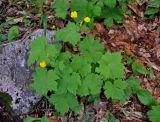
[156,48,160,61]
[94,23,105,33]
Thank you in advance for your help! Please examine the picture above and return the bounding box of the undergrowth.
[3,0,159,122]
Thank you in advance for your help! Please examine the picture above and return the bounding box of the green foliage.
[24,116,50,122]
[78,73,103,96]
[103,0,116,8]
[55,22,80,45]
[126,77,141,93]
[31,68,59,96]
[0,92,13,113]
[132,62,148,75]
[27,0,160,121]
[105,112,120,122]
[137,89,157,106]
[147,105,160,122]
[8,26,19,41]
[96,52,125,79]
[104,79,129,103]
[53,0,68,19]
[79,36,105,62]
[49,93,81,115]
[6,17,17,25]
[53,0,131,27]
[28,34,126,114]
[145,8,159,15]
[145,0,160,16]
[102,7,124,27]
[123,54,134,65]
[70,56,91,77]
[27,36,60,66]
[0,34,7,42]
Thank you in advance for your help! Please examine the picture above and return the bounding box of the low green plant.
[0,17,19,42]
[24,116,50,122]
[105,112,120,122]
[28,24,159,117]
[145,0,160,18]
[26,0,160,121]
[0,34,7,42]
[28,31,127,114]
[147,105,160,122]
[53,0,133,27]
[132,62,148,75]
[8,26,19,41]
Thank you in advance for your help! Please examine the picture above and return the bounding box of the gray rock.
[0,29,55,115]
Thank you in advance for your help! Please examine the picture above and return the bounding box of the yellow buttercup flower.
[71,11,78,18]
[51,25,56,30]
[40,61,47,68]
[84,17,91,23]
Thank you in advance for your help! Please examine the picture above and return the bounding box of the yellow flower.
[51,25,56,30]
[40,61,47,68]
[70,11,78,18]
[84,17,91,23]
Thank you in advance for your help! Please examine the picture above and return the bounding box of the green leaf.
[27,36,47,66]
[57,51,72,64]
[66,93,81,113]
[6,17,16,25]
[93,5,102,16]
[70,0,89,22]
[96,52,125,79]
[137,89,156,106]
[79,36,104,63]
[147,105,160,122]
[24,117,41,122]
[50,94,69,115]
[102,7,123,26]
[71,55,91,77]
[41,117,51,122]
[55,22,80,45]
[103,0,116,8]
[78,73,103,96]
[132,62,148,75]
[104,18,114,27]
[70,0,99,23]
[106,112,120,122]
[67,73,81,95]
[24,116,50,122]
[28,37,60,66]
[0,34,7,42]
[45,44,60,60]
[148,67,155,79]
[57,72,81,95]
[31,68,58,96]
[71,0,88,12]
[145,8,159,15]
[127,77,141,93]
[53,0,68,19]
[8,26,19,41]
[104,80,129,103]
[150,0,160,7]
[50,93,80,115]
[123,55,133,65]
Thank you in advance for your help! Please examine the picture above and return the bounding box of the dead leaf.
[14,17,23,23]
[156,48,160,60]
[94,23,105,33]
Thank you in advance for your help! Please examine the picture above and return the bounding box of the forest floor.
[0,0,159,122]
